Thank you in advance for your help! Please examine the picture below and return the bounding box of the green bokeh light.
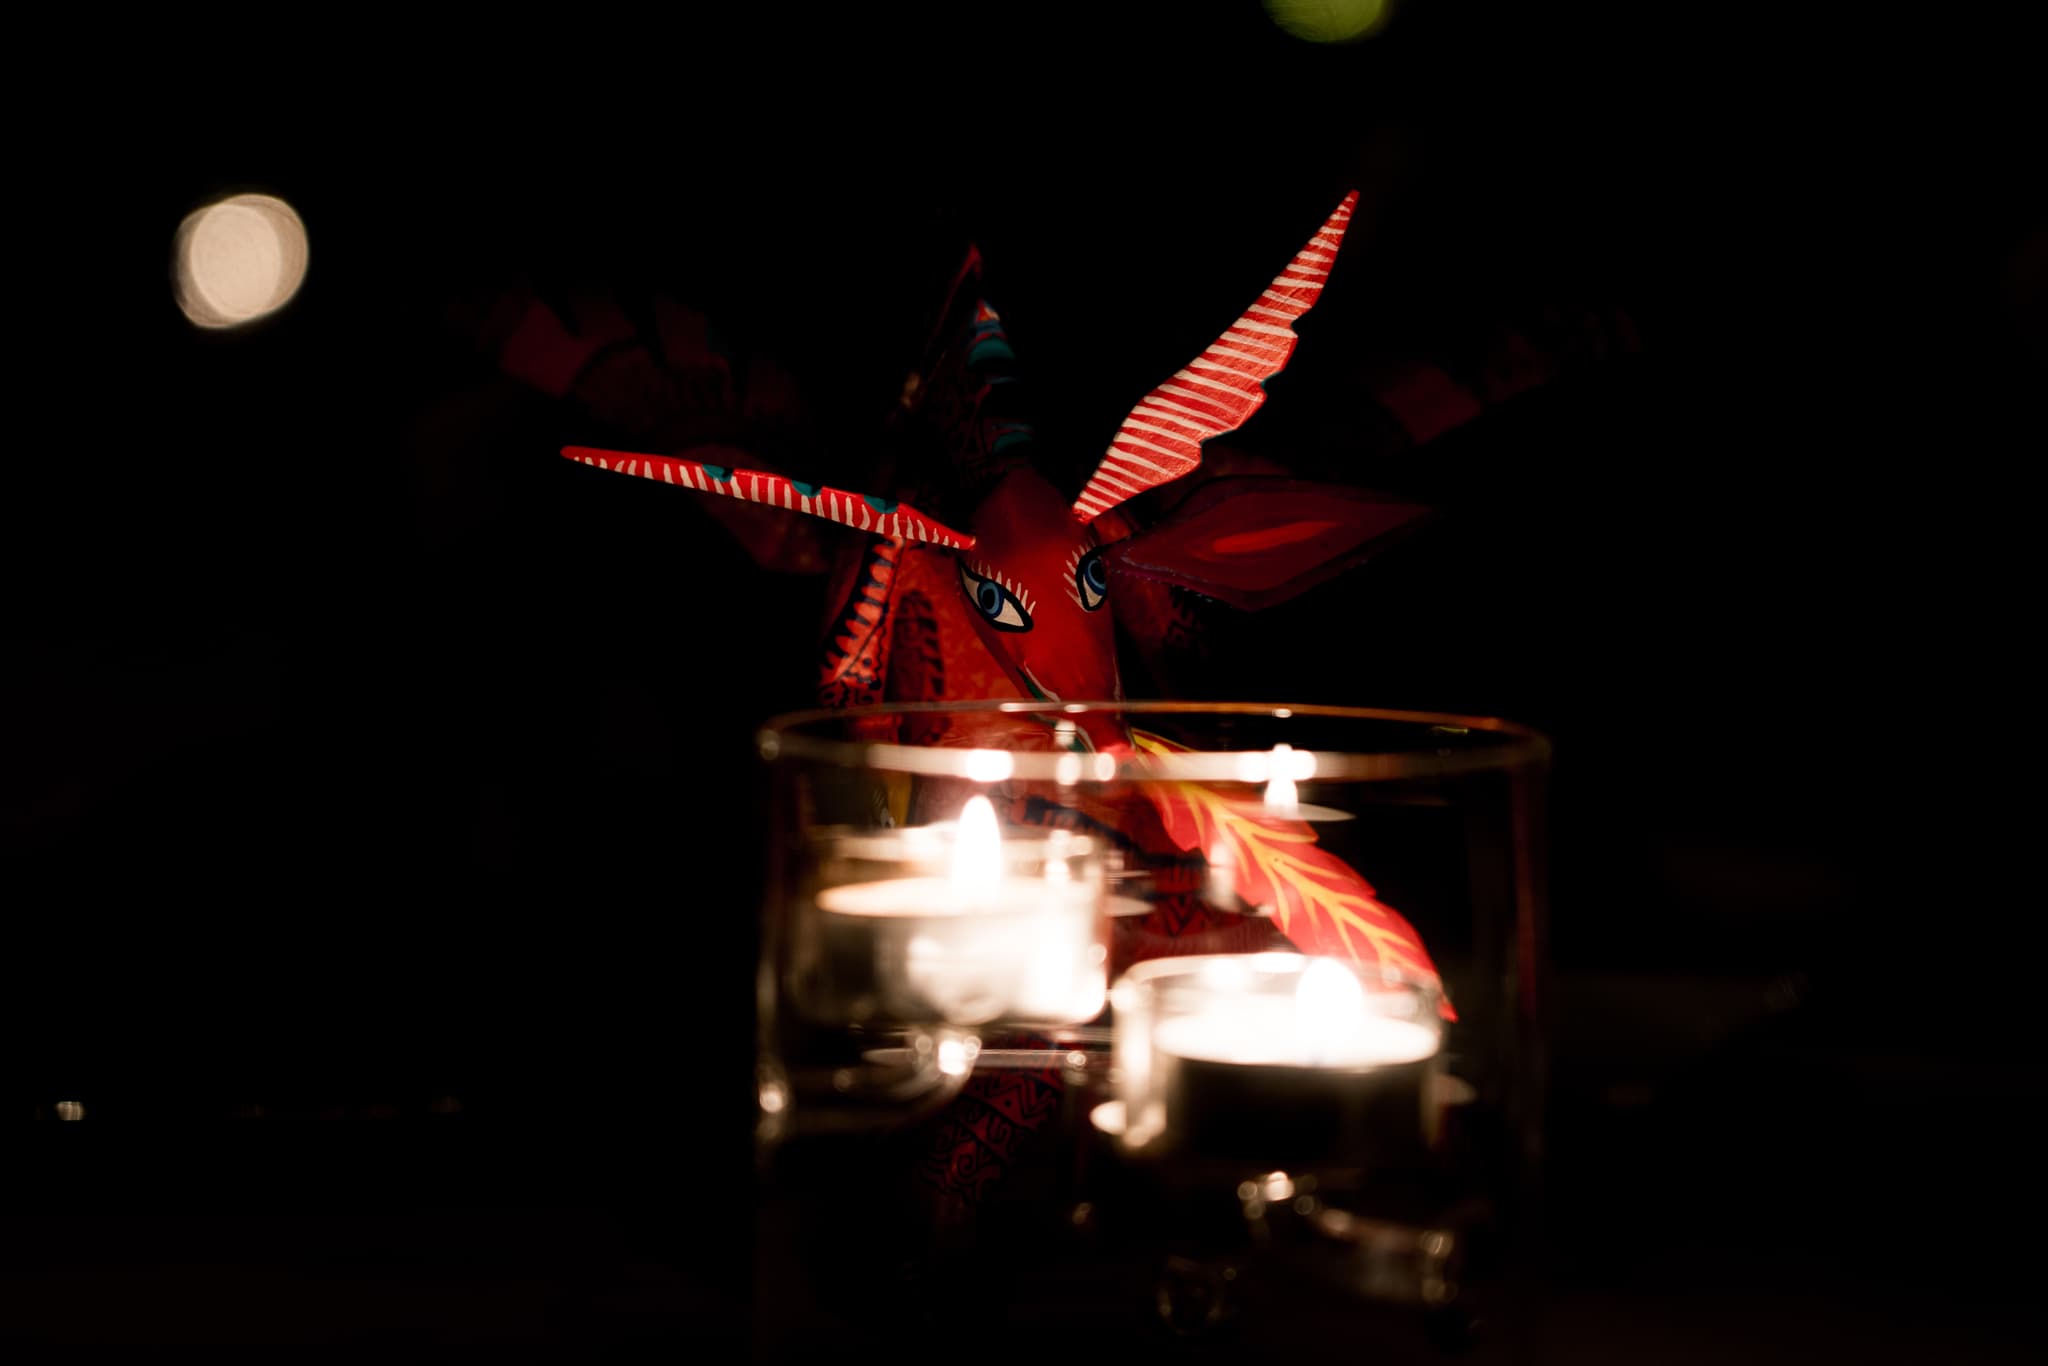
[1264,0,1393,44]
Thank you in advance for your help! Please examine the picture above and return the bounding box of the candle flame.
[950,794,1004,902]
[1263,743,1301,816]
[937,1034,979,1077]
[1294,958,1367,1065]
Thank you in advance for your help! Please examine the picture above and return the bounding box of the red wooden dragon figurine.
[460,190,1625,1213]
[554,192,1444,962]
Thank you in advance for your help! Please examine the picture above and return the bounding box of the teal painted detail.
[993,430,1034,453]
[791,480,821,497]
[862,495,899,513]
[969,338,1016,366]
[701,464,730,481]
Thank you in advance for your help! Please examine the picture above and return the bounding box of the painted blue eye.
[1076,550,1108,611]
[960,561,1032,632]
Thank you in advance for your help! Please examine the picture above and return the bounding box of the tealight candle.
[801,797,1108,1028]
[1114,955,1442,1168]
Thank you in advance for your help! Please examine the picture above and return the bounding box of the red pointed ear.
[1103,477,1428,611]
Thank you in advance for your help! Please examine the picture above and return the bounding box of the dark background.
[4,3,2041,1355]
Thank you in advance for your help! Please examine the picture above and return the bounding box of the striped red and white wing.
[562,447,975,550]
[1070,191,1359,523]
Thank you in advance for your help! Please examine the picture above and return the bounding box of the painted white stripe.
[1135,398,1210,425]
[1081,479,1146,509]
[1132,409,1210,441]
[799,495,811,514]
[1204,323,1286,348]
[1213,332,1287,357]
[1091,460,1149,489]
[1232,320,1299,337]
[662,463,674,483]
[1121,419,1202,448]
[859,503,872,531]
[1242,300,1302,319]
[1207,340,1285,365]
[598,458,610,469]
[1088,481,1146,510]
[1108,436,1187,469]
[1144,393,1230,426]
[1188,360,1262,388]
[1159,374,1240,400]
[1261,288,1313,307]
[1274,272,1325,287]
[1194,355,1273,379]
[1158,385,1238,418]
[1169,369,1245,398]
[1088,467,1147,495]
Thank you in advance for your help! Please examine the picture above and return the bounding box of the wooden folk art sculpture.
[559,192,1441,958]
[544,193,1464,1211]
[471,189,1644,1213]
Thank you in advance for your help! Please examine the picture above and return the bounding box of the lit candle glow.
[805,799,1108,1028]
[1114,954,1442,1166]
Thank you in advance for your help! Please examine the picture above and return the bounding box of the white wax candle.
[1144,993,1440,1164]
[1111,954,1443,1164]
[805,797,1108,1026]
[815,876,1100,1026]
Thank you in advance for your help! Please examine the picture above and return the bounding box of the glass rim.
[757,700,1549,784]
